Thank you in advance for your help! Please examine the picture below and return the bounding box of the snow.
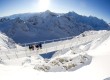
[0,32,16,49]
[0,31,108,60]
[0,30,110,80]
[0,11,109,43]
[77,31,110,79]
[108,23,110,26]
[0,10,110,80]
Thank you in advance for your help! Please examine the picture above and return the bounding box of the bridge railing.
[0,31,109,60]
[19,36,75,47]
[0,36,75,60]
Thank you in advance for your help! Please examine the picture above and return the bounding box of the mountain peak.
[65,11,79,17]
[40,10,57,18]
[44,10,52,13]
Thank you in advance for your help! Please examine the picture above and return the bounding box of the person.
[32,45,34,50]
[35,44,39,50]
[39,43,42,49]
[29,45,32,50]
[35,43,42,50]
[29,44,34,50]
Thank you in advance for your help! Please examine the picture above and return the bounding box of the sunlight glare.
[38,0,51,12]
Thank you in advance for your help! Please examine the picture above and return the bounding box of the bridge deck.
[0,32,109,60]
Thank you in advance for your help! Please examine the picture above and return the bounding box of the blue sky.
[0,0,109,23]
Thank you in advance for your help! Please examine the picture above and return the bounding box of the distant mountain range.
[0,10,109,43]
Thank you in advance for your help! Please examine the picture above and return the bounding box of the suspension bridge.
[0,31,109,60]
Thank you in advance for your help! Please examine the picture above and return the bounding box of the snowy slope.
[0,31,110,80]
[0,10,109,43]
[69,31,110,80]
[0,32,16,49]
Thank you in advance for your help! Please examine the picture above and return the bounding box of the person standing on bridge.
[29,44,34,50]
[39,43,42,49]
[35,44,39,50]
[35,43,42,49]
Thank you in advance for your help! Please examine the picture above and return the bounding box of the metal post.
[44,48,47,54]
[0,57,2,61]
[62,43,65,51]
[5,52,10,60]
[60,49,63,55]
[0,50,2,55]
[15,48,18,58]
[43,41,45,44]
[66,37,69,40]
[55,45,58,51]
[70,39,74,49]
[25,44,28,57]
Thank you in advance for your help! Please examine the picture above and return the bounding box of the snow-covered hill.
[0,31,110,80]
[0,10,109,43]
[0,32,16,49]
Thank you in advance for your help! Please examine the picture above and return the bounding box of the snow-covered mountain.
[109,23,110,26]
[0,10,109,43]
[0,32,16,49]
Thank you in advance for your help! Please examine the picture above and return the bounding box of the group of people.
[29,43,42,50]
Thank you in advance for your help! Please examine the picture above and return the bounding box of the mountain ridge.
[0,10,109,43]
